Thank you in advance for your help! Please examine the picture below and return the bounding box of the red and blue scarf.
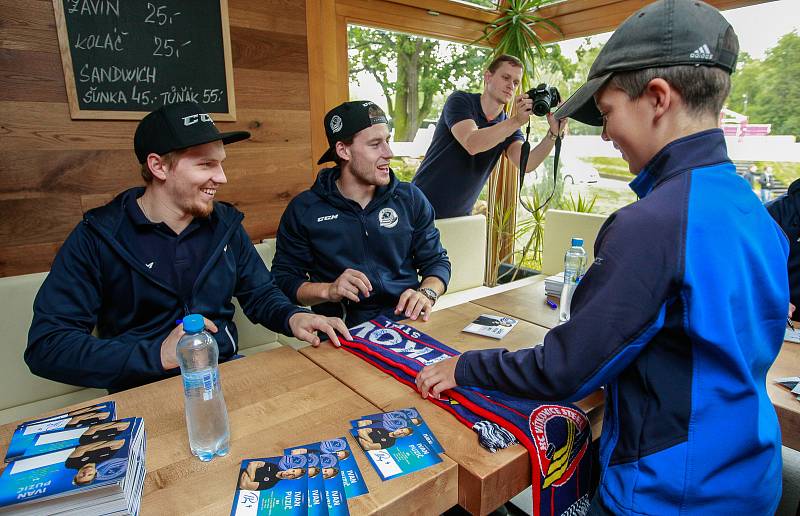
[341,316,592,516]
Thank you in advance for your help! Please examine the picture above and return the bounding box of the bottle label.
[183,369,219,401]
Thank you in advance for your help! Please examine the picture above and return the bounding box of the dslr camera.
[526,83,561,117]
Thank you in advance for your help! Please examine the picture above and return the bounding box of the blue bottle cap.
[571,237,583,247]
[182,314,204,333]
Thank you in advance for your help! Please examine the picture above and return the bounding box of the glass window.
[348,24,490,182]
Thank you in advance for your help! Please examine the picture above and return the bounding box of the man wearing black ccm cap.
[271,101,450,327]
[26,102,351,392]
[416,1,789,514]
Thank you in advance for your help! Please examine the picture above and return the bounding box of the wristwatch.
[417,287,439,305]
[547,129,559,141]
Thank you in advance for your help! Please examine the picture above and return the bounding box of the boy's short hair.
[487,54,523,74]
[555,0,739,125]
[608,65,731,118]
[140,148,185,183]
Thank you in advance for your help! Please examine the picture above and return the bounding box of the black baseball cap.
[317,100,389,164]
[134,102,250,163]
[555,0,739,126]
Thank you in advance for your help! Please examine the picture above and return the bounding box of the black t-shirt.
[367,428,396,449]
[65,414,109,429]
[64,443,119,470]
[252,462,281,491]
[78,427,124,445]
[412,91,524,219]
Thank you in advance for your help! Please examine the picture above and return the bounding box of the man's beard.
[349,155,389,187]
[186,199,213,219]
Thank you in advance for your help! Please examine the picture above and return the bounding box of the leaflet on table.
[7,418,139,463]
[462,314,518,339]
[785,326,800,344]
[319,453,349,516]
[5,402,117,463]
[230,455,308,516]
[350,407,443,454]
[0,417,144,511]
[350,427,441,481]
[278,451,326,516]
[284,437,368,499]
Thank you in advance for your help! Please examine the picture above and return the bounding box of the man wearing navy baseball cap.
[416,1,788,514]
[27,102,351,392]
[271,100,451,327]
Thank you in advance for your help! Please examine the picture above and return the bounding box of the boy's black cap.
[318,100,389,164]
[555,0,739,126]
[134,102,250,163]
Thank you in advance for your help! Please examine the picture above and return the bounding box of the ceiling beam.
[535,0,779,42]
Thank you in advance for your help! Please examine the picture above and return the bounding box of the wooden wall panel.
[0,0,315,276]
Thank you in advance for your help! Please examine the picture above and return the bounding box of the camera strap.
[518,121,562,217]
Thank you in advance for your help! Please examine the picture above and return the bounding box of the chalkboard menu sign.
[53,0,237,120]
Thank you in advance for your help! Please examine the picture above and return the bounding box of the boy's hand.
[416,357,459,399]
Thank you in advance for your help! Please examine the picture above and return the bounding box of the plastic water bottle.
[559,237,587,323]
[177,314,230,461]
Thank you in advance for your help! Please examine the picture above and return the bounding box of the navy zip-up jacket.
[456,130,788,514]
[272,167,451,327]
[26,188,306,392]
[767,177,800,320]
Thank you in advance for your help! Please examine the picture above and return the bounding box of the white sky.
[559,0,800,60]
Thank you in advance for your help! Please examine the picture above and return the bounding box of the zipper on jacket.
[357,213,385,297]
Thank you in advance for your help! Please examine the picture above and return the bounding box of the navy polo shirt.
[412,91,523,219]
[122,196,215,302]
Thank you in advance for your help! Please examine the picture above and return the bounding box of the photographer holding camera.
[412,54,565,219]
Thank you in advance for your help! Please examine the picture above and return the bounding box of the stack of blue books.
[0,402,145,515]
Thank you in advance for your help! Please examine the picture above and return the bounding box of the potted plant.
[477,0,561,285]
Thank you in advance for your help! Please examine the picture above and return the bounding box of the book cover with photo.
[350,427,441,481]
[230,455,308,516]
[462,314,518,339]
[0,416,145,516]
[9,418,137,463]
[5,402,117,463]
[285,437,367,499]
[351,407,443,454]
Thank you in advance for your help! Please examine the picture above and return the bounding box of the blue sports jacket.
[272,167,451,327]
[456,130,788,514]
[26,188,306,392]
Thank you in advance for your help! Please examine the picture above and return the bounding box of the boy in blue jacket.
[272,101,451,327]
[416,1,789,514]
[26,102,350,392]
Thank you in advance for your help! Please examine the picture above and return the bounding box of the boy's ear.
[645,78,673,122]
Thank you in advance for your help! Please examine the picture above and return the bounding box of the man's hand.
[289,312,352,347]
[513,94,533,125]
[790,303,796,319]
[160,317,218,370]
[416,357,459,399]
[395,288,433,321]
[328,269,372,303]
[547,112,568,138]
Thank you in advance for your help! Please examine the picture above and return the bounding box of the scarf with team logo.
[341,316,592,516]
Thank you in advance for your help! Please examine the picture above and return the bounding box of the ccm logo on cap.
[182,113,214,126]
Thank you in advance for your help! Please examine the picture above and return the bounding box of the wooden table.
[472,277,560,330]
[475,276,800,453]
[768,340,800,452]
[300,302,604,515]
[0,347,458,515]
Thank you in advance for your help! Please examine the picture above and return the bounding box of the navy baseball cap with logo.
[555,0,739,126]
[134,102,250,163]
[318,100,389,164]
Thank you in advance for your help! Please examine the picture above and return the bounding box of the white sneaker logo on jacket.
[379,208,398,228]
